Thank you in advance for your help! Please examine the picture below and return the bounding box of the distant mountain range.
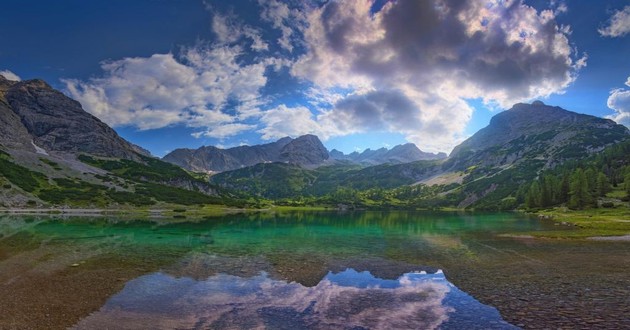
[163,135,329,173]
[0,74,628,210]
[329,144,446,165]
[163,135,445,173]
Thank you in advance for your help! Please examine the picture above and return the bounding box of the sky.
[1,0,629,157]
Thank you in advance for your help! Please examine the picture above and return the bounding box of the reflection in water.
[74,268,515,330]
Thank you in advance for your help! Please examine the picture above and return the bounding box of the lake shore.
[515,208,630,240]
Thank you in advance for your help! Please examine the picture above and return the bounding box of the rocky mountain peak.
[279,134,329,166]
[0,77,147,159]
[329,142,446,165]
[448,102,629,170]
[163,135,329,172]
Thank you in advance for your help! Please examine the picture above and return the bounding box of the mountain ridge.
[330,143,446,165]
[163,135,444,172]
[1,74,629,210]
[162,135,329,173]
[209,101,630,209]
[0,74,227,208]
[0,75,148,159]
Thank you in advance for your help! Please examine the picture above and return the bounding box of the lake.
[1,211,628,329]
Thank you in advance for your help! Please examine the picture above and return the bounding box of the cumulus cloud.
[61,0,584,152]
[0,70,21,81]
[63,45,280,135]
[290,0,583,151]
[257,104,324,140]
[326,90,423,132]
[599,5,630,37]
[607,76,630,127]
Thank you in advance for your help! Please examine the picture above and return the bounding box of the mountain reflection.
[74,268,515,330]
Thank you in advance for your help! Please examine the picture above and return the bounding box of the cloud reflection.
[74,268,514,330]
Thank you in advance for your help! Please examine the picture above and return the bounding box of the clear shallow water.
[1,211,628,329]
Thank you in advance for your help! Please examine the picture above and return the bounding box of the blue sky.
[1,0,629,157]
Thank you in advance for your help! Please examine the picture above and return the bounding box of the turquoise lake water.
[1,211,628,329]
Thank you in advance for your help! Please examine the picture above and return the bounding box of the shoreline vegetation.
[1,204,628,240]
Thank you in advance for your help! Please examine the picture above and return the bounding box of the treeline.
[524,140,630,209]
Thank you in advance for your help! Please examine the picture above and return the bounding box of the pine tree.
[540,175,553,207]
[569,168,591,209]
[559,173,570,203]
[525,181,541,209]
[584,167,597,198]
[596,172,610,197]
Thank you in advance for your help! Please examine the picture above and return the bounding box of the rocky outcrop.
[330,143,446,165]
[163,135,329,172]
[0,76,34,151]
[278,134,329,166]
[0,76,148,159]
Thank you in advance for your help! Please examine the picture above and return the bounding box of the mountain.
[210,102,630,209]
[2,74,627,210]
[330,143,446,165]
[446,101,628,171]
[0,75,147,159]
[163,134,329,172]
[0,75,229,208]
[433,101,629,209]
[165,136,443,174]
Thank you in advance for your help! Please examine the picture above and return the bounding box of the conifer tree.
[569,168,591,209]
[596,172,610,197]
[525,181,541,209]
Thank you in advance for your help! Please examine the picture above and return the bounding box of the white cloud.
[607,76,630,127]
[258,0,307,52]
[0,70,21,81]
[599,5,630,37]
[61,1,585,152]
[63,45,278,136]
[289,0,581,152]
[257,104,324,140]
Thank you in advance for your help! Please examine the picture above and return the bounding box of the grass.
[524,207,630,239]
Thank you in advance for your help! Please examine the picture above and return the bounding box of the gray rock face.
[163,135,329,172]
[330,143,446,165]
[0,77,147,159]
[0,76,34,151]
[278,134,329,166]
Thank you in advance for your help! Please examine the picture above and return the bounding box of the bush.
[0,157,46,192]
